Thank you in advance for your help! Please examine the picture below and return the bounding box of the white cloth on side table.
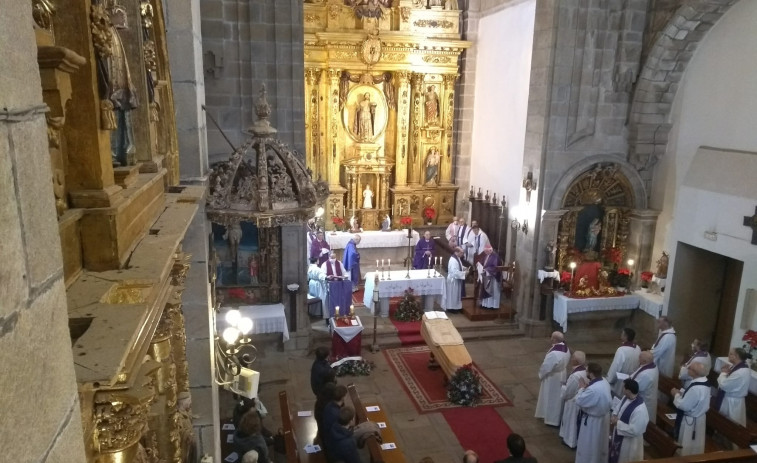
[553,293,641,332]
[362,270,445,316]
[233,304,289,341]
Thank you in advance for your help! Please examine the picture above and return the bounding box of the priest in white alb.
[672,362,710,455]
[715,347,750,426]
[575,362,612,463]
[535,331,570,427]
[609,379,649,463]
[559,350,587,449]
[463,221,488,263]
[607,327,641,397]
[629,350,658,424]
[441,246,467,314]
[678,338,711,389]
[652,316,677,377]
[445,216,459,246]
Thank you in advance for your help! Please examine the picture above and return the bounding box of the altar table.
[553,293,641,332]
[230,303,289,341]
[715,357,757,395]
[362,269,445,317]
[635,290,664,319]
[327,230,419,249]
[330,316,363,359]
[421,313,471,379]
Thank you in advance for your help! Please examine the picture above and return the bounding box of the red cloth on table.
[331,317,362,358]
[573,261,602,291]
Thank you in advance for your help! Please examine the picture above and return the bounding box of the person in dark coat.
[326,406,361,463]
[233,410,270,463]
[311,346,333,396]
[493,433,537,463]
[314,376,337,438]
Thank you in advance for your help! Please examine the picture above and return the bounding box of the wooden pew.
[644,421,681,458]
[630,448,757,462]
[279,390,326,463]
[347,384,406,463]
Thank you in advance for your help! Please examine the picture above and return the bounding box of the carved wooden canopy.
[206,85,329,227]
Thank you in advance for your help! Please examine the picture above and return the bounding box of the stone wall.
[201,0,306,163]
[0,0,86,460]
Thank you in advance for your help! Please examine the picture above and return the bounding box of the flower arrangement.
[610,267,631,288]
[423,207,436,222]
[603,247,623,266]
[617,268,631,276]
[560,271,572,290]
[399,216,413,227]
[640,271,654,282]
[742,330,757,360]
[332,216,345,230]
[394,288,423,322]
[334,359,375,377]
[446,364,483,406]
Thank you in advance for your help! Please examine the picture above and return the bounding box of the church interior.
[3,0,757,462]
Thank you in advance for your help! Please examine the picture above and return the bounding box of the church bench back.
[279,390,327,463]
[347,384,406,463]
[629,448,757,462]
[644,421,681,458]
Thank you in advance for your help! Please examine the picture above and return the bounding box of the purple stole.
[674,380,710,440]
[621,342,638,349]
[326,260,343,277]
[653,331,672,348]
[549,342,568,354]
[609,396,644,463]
[714,361,748,410]
[631,362,656,380]
[576,377,603,439]
[685,351,708,366]
[571,365,586,375]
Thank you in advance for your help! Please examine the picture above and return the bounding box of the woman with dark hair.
[233,410,270,463]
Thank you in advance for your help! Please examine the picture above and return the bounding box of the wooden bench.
[279,390,326,463]
[347,384,406,463]
[644,421,681,458]
[630,448,757,462]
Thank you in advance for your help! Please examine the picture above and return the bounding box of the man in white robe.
[575,362,612,463]
[609,379,649,463]
[456,217,469,249]
[559,350,587,449]
[535,331,570,427]
[445,216,459,246]
[607,327,641,397]
[307,258,327,319]
[716,347,750,426]
[678,339,711,389]
[441,246,467,313]
[652,316,677,377]
[463,221,489,263]
[671,362,710,456]
[629,350,658,424]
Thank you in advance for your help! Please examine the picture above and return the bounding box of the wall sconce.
[214,308,258,394]
[522,171,537,203]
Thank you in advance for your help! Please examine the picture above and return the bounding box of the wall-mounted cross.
[744,206,757,245]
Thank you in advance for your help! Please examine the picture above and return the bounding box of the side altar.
[328,229,420,278]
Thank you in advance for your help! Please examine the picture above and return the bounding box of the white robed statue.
[441,247,467,312]
[362,184,373,209]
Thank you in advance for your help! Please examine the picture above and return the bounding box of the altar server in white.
[607,327,641,397]
[559,350,587,449]
[609,379,649,463]
[575,362,612,463]
[671,362,710,456]
[445,216,459,246]
[629,350,658,424]
[679,339,711,389]
[441,246,467,313]
[535,331,570,427]
[715,347,750,426]
[463,221,489,263]
[652,316,677,377]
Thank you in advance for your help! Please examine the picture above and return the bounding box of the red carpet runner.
[353,288,423,345]
[442,407,514,463]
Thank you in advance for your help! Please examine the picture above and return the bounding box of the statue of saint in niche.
[223,223,243,264]
[424,147,441,185]
[354,92,377,141]
[584,218,601,252]
[425,85,439,124]
[362,184,373,209]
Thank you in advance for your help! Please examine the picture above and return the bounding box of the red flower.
[332,216,345,226]
[603,247,623,265]
[423,207,436,220]
[560,271,572,285]
[400,216,412,226]
[742,330,757,348]
[617,268,631,276]
[640,271,654,282]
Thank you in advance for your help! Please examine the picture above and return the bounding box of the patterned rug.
[383,345,511,413]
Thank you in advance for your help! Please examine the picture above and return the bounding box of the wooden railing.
[279,390,326,463]
[347,384,406,463]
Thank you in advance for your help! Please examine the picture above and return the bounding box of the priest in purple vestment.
[310,231,331,266]
[321,251,351,317]
[413,231,436,269]
[478,244,502,309]
[342,234,361,292]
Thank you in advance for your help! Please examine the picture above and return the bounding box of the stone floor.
[217,310,625,463]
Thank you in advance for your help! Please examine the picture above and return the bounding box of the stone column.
[627,209,660,287]
[441,73,457,185]
[281,224,307,336]
[394,70,411,187]
[540,209,569,270]
[408,72,424,186]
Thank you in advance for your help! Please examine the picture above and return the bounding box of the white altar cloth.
[330,316,364,343]
[328,230,419,249]
[553,293,641,332]
[635,290,664,318]
[537,270,560,283]
[362,269,446,316]
[715,357,757,395]
[228,303,290,341]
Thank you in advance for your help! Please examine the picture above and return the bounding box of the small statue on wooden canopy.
[655,251,669,278]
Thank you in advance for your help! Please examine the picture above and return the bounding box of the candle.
[335,305,340,314]
[429,257,432,268]
[377,259,379,268]
[388,259,390,268]
[392,205,394,216]
[343,206,345,216]
[381,259,384,268]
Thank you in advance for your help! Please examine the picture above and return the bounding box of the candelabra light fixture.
[214,307,258,390]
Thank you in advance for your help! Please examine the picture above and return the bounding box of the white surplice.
[607,344,641,397]
[652,328,677,377]
[630,363,659,424]
[717,365,750,426]
[535,343,571,426]
[611,396,649,463]
[673,377,710,456]
[441,256,467,311]
[679,352,711,389]
[463,230,489,263]
[307,264,328,319]
[559,366,587,448]
[445,222,458,245]
[575,378,612,463]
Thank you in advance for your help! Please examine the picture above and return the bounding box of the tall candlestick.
[388,259,391,268]
[381,259,384,268]
[376,259,379,268]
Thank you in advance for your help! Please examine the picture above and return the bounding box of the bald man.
[559,350,587,449]
[652,316,677,377]
[672,362,710,455]
[629,350,659,424]
[535,331,570,427]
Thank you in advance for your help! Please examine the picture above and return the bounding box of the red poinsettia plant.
[332,216,345,226]
[560,271,572,289]
[399,216,413,227]
[604,246,623,266]
[617,268,631,276]
[423,207,436,221]
[640,271,654,282]
[743,330,757,349]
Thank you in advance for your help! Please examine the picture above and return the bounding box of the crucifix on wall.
[744,206,757,245]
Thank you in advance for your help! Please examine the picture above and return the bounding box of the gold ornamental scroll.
[394,70,411,187]
[441,73,457,185]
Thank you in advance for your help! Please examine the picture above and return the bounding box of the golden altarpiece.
[33,0,199,461]
[303,0,470,229]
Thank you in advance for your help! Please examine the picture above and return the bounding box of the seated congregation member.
[607,328,641,398]
[535,331,570,427]
[233,410,270,463]
[629,350,658,424]
[478,244,502,310]
[716,347,750,426]
[442,246,467,313]
[609,379,649,463]
[575,362,612,463]
[679,338,711,389]
[652,316,677,377]
[413,230,436,269]
[462,450,479,463]
[559,351,587,449]
[671,362,710,456]
[494,433,537,463]
[311,346,334,397]
[326,406,362,463]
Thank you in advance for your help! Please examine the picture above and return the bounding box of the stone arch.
[627,0,741,172]
[548,154,647,210]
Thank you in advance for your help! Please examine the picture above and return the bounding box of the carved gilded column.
[408,72,424,186]
[327,69,342,188]
[304,68,321,175]
[394,70,411,187]
[441,73,457,185]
